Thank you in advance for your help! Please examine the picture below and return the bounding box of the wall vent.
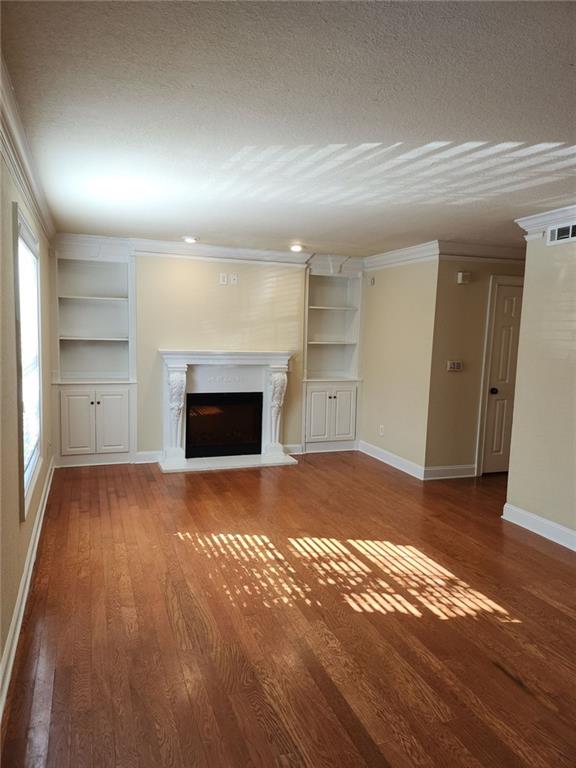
[547,222,576,245]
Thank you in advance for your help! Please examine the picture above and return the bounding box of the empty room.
[1,1,575,766]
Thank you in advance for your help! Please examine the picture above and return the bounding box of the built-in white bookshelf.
[304,273,362,381]
[56,257,132,381]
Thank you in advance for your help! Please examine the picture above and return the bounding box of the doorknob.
[490,387,499,395]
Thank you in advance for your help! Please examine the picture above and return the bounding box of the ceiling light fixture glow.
[290,244,303,252]
[183,236,198,243]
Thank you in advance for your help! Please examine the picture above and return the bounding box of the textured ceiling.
[2,1,575,255]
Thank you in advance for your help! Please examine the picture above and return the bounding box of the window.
[15,211,41,494]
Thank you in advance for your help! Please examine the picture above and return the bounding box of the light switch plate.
[446,360,463,371]
[219,272,228,285]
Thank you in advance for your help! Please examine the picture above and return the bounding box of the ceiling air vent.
[547,222,576,245]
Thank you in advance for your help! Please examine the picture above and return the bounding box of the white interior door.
[482,280,523,473]
[60,390,95,455]
[96,388,130,453]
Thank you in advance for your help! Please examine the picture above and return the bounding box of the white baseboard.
[423,464,477,480]
[284,444,303,455]
[503,503,576,552]
[56,452,132,468]
[0,457,54,719]
[133,450,162,463]
[358,440,425,479]
[304,440,358,454]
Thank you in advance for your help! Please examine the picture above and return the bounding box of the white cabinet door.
[60,390,96,455]
[332,385,357,440]
[306,386,332,442]
[96,389,130,453]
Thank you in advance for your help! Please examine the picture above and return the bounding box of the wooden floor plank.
[2,453,576,767]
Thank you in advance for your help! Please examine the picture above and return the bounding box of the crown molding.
[53,233,133,261]
[363,241,440,271]
[52,233,314,266]
[130,237,310,265]
[363,239,525,271]
[437,241,524,261]
[515,204,576,241]
[308,253,364,276]
[1,59,55,238]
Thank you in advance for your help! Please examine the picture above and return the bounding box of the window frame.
[13,203,43,520]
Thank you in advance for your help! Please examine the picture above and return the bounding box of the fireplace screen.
[185,392,263,458]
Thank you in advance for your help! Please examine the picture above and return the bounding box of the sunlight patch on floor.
[175,531,317,609]
[175,531,519,622]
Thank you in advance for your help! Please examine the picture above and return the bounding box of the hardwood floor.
[2,452,576,767]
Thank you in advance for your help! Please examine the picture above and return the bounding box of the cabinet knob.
[96,400,101,405]
[90,401,94,405]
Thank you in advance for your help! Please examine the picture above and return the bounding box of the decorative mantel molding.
[159,350,296,472]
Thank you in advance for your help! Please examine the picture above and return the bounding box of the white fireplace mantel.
[159,349,297,472]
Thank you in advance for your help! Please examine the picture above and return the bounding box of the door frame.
[474,274,524,476]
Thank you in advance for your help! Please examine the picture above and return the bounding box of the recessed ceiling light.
[290,244,303,253]
[183,236,197,244]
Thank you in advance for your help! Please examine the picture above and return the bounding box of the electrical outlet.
[219,272,228,286]
[229,272,239,285]
[378,424,385,437]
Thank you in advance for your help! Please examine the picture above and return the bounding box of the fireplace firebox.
[185,392,263,458]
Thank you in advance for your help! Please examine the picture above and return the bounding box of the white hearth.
[159,350,297,472]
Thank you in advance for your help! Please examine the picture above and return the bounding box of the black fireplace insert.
[185,392,263,458]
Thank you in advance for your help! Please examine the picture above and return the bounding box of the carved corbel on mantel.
[268,369,288,453]
[167,366,187,449]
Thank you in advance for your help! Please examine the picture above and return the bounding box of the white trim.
[131,237,310,265]
[53,233,133,262]
[363,241,440,271]
[133,451,163,464]
[358,440,425,479]
[57,446,300,466]
[515,205,576,238]
[308,254,364,276]
[439,254,524,265]
[304,440,358,454]
[55,452,132,468]
[0,60,55,238]
[437,242,524,261]
[159,349,293,369]
[503,503,576,552]
[422,464,476,480]
[363,240,524,272]
[284,444,303,455]
[160,452,297,473]
[474,274,524,476]
[0,458,54,719]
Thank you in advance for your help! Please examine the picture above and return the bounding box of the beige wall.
[425,257,525,467]
[136,256,305,451]
[507,238,576,530]
[1,157,53,653]
[359,260,438,466]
